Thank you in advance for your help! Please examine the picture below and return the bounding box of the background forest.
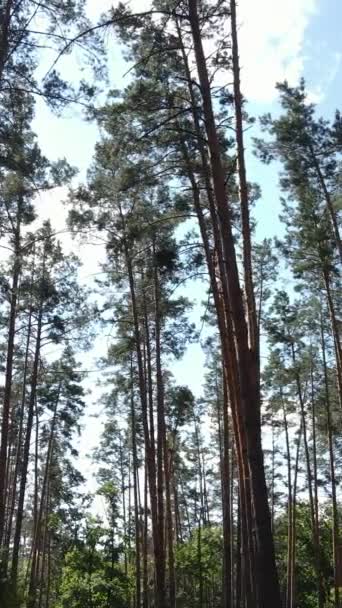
[0,1,341,608]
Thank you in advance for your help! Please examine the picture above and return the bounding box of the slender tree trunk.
[270,413,275,532]
[281,393,292,608]
[172,454,182,544]
[4,294,33,564]
[44,534,51,608]
[308,142,342,265]
[289,423,302,608]
[310,356,320,573]
[197,506,203,608]
[38,482,50,608]
[28,383,61,608]
[128,451,132,608]
[130,358,142,608]
[119,433,128,576]
[0,0,13,82]
[291,344,323,608]
[0,219,21,552]
[11,298,44,584]
[193,416,206,527]
[322,269,342,407]
[164,442,176,608]
[33,403,39,549]
[321,319,340,608]
[230,451,235,608]
[153,254,167,608]
[235,494,242,608]
[201,451,210,526]
[122,234,161,606]
[221,376,231,608]
[143,466,148,608]
[230,0,258,353]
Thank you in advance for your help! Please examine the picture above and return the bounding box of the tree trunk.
[0,0,13,82]
[322,269,342,408]
[11,295,44,584]
[153,253,166,608]
[308,142,342,265]
[121,226,161,608]
[3,291,33,570]
[291,344,323,608]
[0,218,21,552]
[221,376,231,608]
[281,392,292,608]
[186,3,280,605]
[143,466,148,608]
[230,0,258,353]
[321,318,340,608]
[38,482,50,608]
[175,28,254,601]
[197,510,203,608]
[130,358,142,608]
[27,383,61,608]
[310,355,320,573]
[235,494,242,608]
[289,422,302,608]
[44,534,51,608]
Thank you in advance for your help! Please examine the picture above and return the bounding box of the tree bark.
[186,3,280,605]
[289,422,302,608]
[291,343,323,608]
[230,0,258,354]
[0,214,21,552]
[321,318,340,608]
[322,269,342,408]
[3,287,33,570]
[221,376,232,608]
[281,392,292,608]
[11,285,44,584]
[130,358,142,608]
[0,0,13,82]
[308,142,342,265]
[153,253,167,608]
[27,383,61,608]
[121,224,161,608]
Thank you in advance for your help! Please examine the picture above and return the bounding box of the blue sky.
[30,0,341,502]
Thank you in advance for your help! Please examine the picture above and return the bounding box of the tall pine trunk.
[281,392,292,608]
[121,223,162,608]
[321,319,340,608]
[221,376,232,608]
[308,142,342,265]
[289,423,302,608]
[11,289,44,584]
[130,359,142,608]
[0,216,21,552]
[4,289,33,571]
[186,3,280,604]
[153,253,167,608]
[291,344,323,608]
[27,383,61,608]
[0,0,13,81]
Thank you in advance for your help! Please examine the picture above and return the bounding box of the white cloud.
[237,0,318,103]
[306,86,324,104]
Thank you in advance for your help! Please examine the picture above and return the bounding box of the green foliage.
[55,520,132,608]
[176,526,223,607]
[275,504,333,608]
